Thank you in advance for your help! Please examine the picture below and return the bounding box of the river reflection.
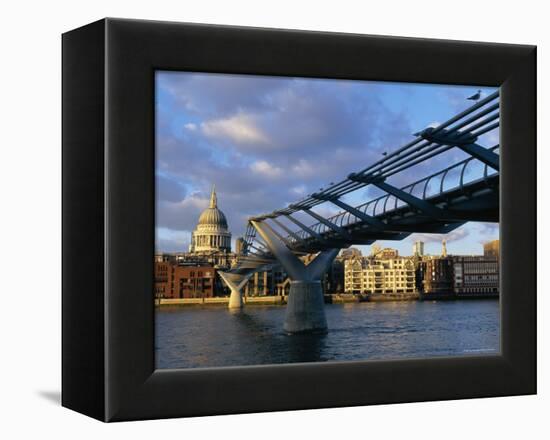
[155,300,500,369]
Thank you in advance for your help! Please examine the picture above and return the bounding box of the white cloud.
[291,159,315,178]
[407,227,469,245]
[250,160,283,178]
[201,113,270,145]
[177,193,209,211]
[290,185,307,196]
[184,122,197,131]
[155,227,192,253]
[156,193,210,232]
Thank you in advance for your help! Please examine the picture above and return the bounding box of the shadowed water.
[155,299,499,369]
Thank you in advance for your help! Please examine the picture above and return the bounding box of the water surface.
[155,299,499,369]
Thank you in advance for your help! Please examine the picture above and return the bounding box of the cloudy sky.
[155,71,499,256]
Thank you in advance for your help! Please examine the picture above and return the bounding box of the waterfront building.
[245,265,287,296]
[154,260,172,298]
[344,255,416,295]
[245,270,272,297]
[328,248,362,294]
[453,255,499,296]
[365,258,415,295]
[173,251,236,270]
[340,247,362,259]
[154,261,217,299]
[412,240,425,256]
[370,243,381,256]
[483,239,500,259]
[154,253,176,263]
[344,256,365,294]
[419,256,454,295]
[372,247,399,260]
[328,257,345,293]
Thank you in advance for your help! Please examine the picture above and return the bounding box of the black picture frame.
[62,18,536,422]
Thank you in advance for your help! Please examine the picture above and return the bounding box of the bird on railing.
[467,89,482,102]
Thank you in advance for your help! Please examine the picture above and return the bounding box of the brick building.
[154,261,217,299]
[419,257,454,296]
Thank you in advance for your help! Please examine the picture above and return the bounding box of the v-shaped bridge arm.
[251,220,338,282]
[218,271,252,292]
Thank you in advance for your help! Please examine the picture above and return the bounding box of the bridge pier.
[284,280,327,333]
[251,220,339,334]
[218,271,252,309]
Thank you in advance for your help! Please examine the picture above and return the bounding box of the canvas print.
[154,71,500,369]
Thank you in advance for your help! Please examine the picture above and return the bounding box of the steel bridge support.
[348,173,450,220]
[416,127,500,171]
[457,143,500,170]
[325,198,386,230]
[252,220,338,334]
[218,271,253,309]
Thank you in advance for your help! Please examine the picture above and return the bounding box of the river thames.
[155,299,499,369]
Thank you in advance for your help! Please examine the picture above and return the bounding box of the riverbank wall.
[420,292,499,300]
[156,296,286,307]
[155,291,498,307]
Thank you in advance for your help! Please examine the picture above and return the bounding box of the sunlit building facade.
[412,241,425,256]
[344,254,416,295]
[483,239,500,259]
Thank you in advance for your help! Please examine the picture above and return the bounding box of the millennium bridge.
[219,90,500,334]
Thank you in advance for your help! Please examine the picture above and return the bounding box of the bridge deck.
[286,173,498,252]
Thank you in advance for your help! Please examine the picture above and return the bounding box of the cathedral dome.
[198,206,228,229]
[197,186,228,229]
[189,185,232,254]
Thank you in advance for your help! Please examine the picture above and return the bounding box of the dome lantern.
[209,184,217,208]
